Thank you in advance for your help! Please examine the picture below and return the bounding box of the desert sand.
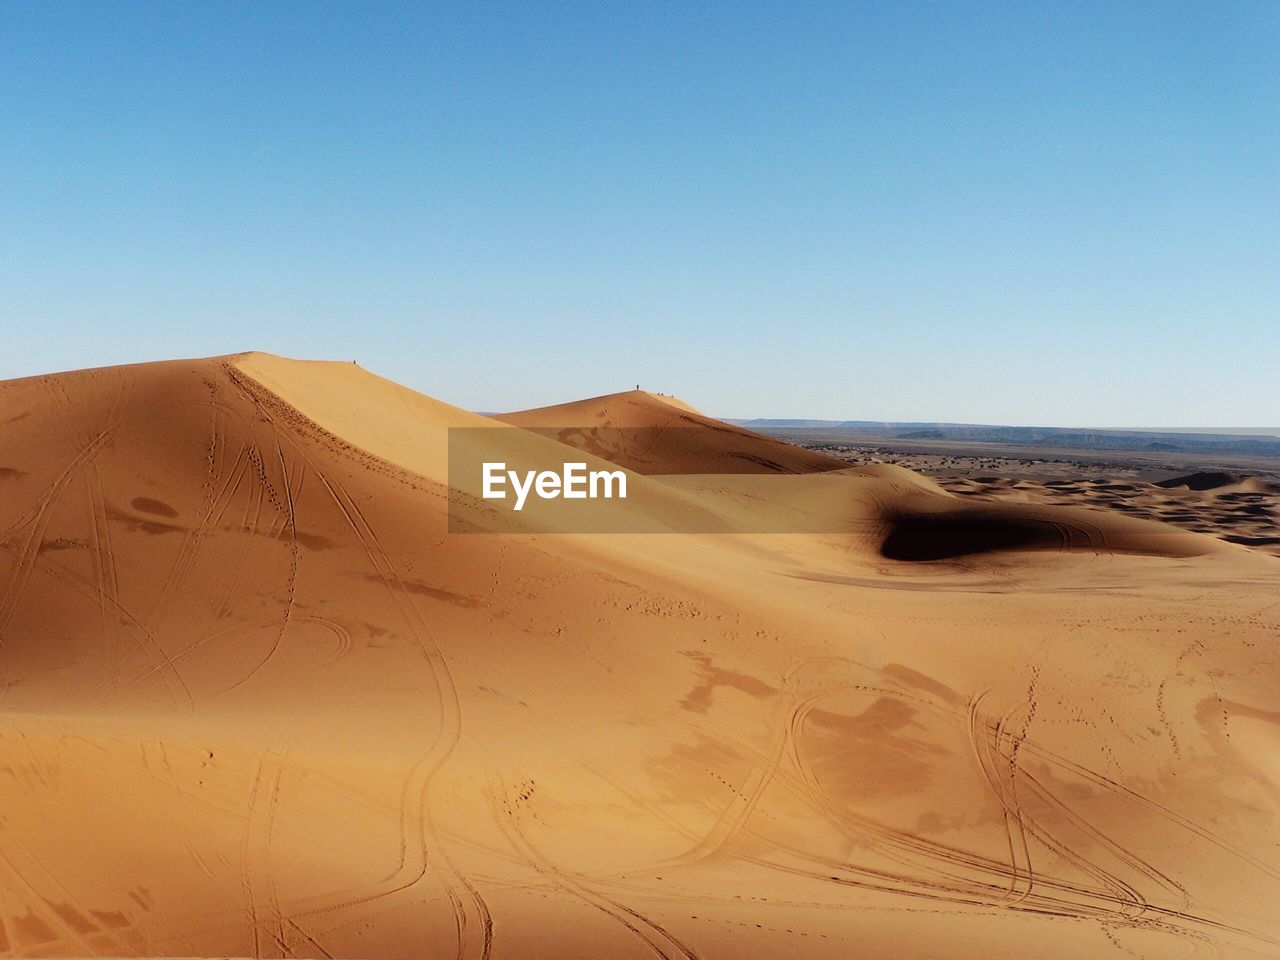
[774,440,1280,560]
[494,389,848,474]
[0,353,1278,959]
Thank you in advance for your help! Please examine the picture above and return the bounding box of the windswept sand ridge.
[934,475,1280,558]
[1154,471,1280,495]
[243,357,1212,555]
[496,389,849,475]
[0,354,1278,959]
[783,442,1280,559]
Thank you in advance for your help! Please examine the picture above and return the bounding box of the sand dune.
[935,472,1280,558]
[496,389,848,474]
[1,354,1278,959]
[1155,471,1280,495]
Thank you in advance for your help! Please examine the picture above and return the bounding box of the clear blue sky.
[2,2,1276,425]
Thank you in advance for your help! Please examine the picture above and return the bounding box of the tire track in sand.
[482,754,698,960]
[221,361,492,960]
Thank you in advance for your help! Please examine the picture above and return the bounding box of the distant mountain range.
[727,420,1280,457]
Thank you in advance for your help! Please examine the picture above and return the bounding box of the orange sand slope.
[0,353,1278,959]
[495,389,848,474]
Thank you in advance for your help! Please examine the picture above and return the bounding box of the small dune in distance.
[494,389,849,474]
[0,353,1277,959]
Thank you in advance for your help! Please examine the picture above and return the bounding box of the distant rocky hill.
[728,420,1280,458]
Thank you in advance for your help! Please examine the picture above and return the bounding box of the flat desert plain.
[0,354,1277,959]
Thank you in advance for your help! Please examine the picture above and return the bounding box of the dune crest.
[497,389,852,475]
[1155,470,1280,495]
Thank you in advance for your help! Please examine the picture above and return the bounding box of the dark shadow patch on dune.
[881,506,1209,561]
[44,900,95,936]
[1224,504,1272,518]
[679,650,775,714]
[1155,471,1240,491]
[294,531,337,551]
[0,466,26,480]
[107,505,186,535]
[131,496,179,517]
[881,663,962,706]
[360,573,481,607]
[881,512,1077,561]
[1225,535,1280,547]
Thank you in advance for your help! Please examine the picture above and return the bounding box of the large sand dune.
[1,354,1277,959]
[495,389,848,474]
